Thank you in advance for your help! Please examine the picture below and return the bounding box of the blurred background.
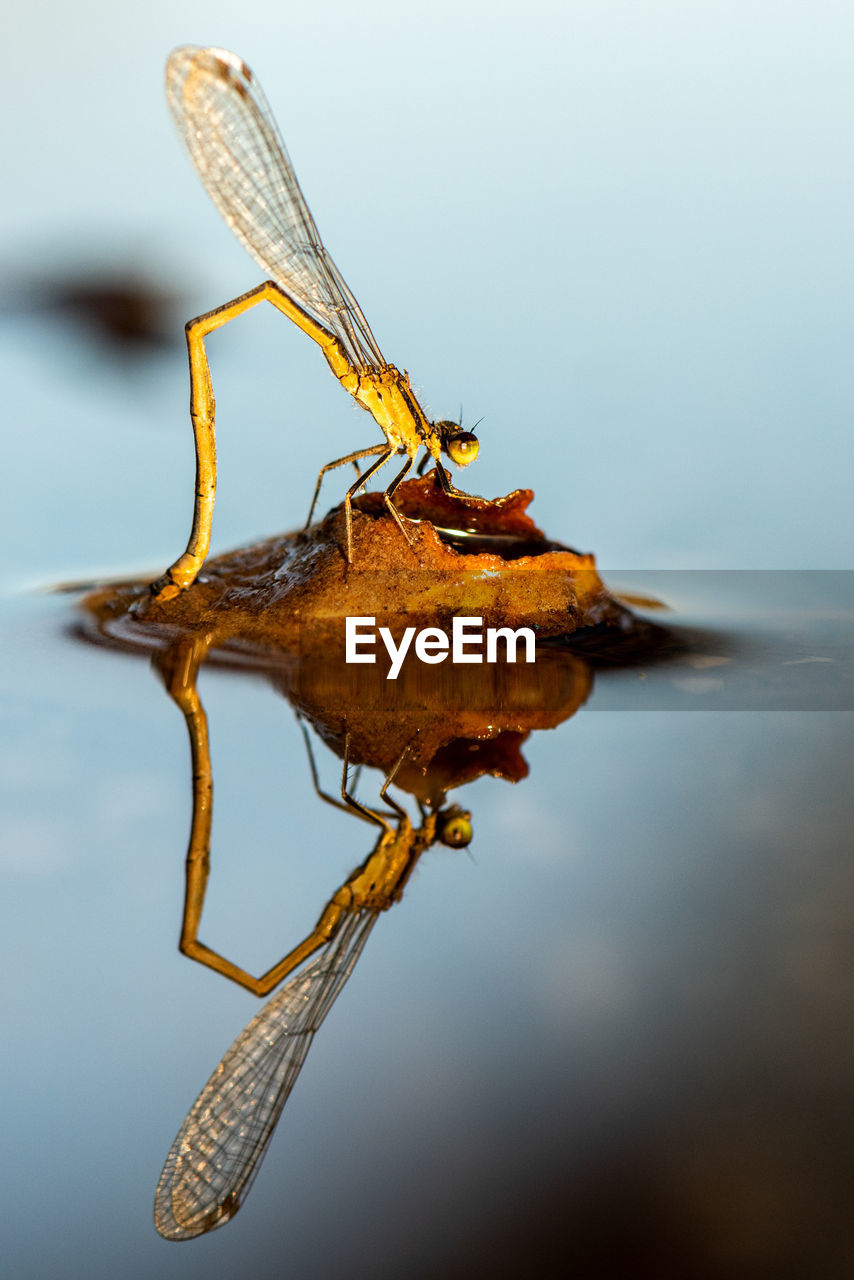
[3,0,853,589]
[2,3,853,1277]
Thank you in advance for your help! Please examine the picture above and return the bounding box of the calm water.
[3,569,853,1279]
[4,5,854,1277]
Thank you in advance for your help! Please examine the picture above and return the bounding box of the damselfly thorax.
[151,46,479,602]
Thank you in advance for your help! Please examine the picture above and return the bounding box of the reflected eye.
[445,432,479,467]
[438,808,473,848]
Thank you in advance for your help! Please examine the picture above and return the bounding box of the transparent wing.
[166,46,386,372]
[154,908,377,1240]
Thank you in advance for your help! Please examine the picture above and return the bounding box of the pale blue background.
[2,0,853,593]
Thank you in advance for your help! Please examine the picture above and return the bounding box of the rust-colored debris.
[275,644,594,789]
[83,471,632,662]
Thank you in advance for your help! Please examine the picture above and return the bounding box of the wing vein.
[154,909,377,1240]
[165,46,386,372]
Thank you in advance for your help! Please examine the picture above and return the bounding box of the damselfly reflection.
[77,590,602,1241]
[155,908,374,1239]
[152,46,480,602]
[154,725,470,1240]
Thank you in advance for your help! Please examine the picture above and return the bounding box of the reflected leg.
[156,638,344,995]
[299,718,394,826]
[378,740,411,822]
[339,732,394,833]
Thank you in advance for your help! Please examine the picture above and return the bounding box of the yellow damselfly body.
[152,46,479,601]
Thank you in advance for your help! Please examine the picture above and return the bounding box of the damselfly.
[154,724,472,1239]
[151,46,479,601]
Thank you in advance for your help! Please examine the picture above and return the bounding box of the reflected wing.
[154,909,377,1240]
[166,46,386,372]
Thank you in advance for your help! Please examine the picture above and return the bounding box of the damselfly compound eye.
[445,432,479,468]
[438,807,473,848]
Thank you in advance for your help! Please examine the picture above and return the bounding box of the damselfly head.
[436,804,473,849]
[436,420,479,468]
